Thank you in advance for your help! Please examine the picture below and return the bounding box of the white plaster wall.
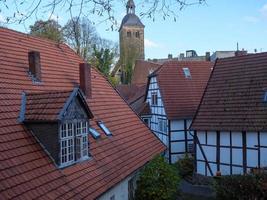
[260,132,267,167]
[98,174,136,200]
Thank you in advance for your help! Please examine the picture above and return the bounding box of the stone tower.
[119,0,145,83]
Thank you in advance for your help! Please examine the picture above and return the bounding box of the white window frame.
[151,92,158,105]
[60,121,89,167]
[158,118,167,133]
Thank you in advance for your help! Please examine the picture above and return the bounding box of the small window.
[127,31,131,37]
[158,119,167,133]
[135,31,140,38]
[98,121,112,136]
[183,67,191,78]
[187,143,194,153]
[89,127,101,139]
[151,92,158,105]
[142,118,150,127]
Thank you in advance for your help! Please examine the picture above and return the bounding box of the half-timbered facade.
[191,52,267,176]
[143,61,213,163]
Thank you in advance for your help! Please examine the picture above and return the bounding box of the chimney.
[179,53,185,60]
[205,52,210,61]
[79,63,91,98]
[28,51,41,81]
[168,54,173,59]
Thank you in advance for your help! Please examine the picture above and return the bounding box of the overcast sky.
[1,0,267,59]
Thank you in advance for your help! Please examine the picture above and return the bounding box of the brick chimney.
[28,51,41,81]
[205,52,210,61]
[79,63,91,98]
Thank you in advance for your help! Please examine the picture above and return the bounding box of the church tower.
[118,0,145,83]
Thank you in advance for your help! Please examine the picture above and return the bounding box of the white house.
[191,52,267,176]
[141,61,213,163]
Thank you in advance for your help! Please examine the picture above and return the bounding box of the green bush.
[175,154,194,178]
[214,174,267,200]
[135,155,180,200]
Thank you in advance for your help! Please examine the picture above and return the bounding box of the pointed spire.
[126,0,135,14]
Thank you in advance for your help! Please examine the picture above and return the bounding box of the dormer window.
[98,121,112,136]
[19,88,94,168]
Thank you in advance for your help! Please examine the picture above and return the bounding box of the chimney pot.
[28,51,41,81]
[79,63,92,98]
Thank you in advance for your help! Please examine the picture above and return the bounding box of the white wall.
[170,119,193,163]
[146,76,168,146]
[196,131,267,176]
[97,173,137,200]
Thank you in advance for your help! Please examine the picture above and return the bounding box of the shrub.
[214,174,267,200]
[175,154,194,178]
[135,155,180,200]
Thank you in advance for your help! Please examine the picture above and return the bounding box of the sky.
[1,0,267,59]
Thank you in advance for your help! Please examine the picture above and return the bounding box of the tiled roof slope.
[0,27,165,199]
[191,52,267,131]
[131,60,161,86]
[24,90,72,121]
[152,61,213,120]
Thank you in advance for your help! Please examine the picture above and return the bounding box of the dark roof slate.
[191,52,267,131]
[119,14,144,31]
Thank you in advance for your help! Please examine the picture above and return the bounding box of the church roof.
[119,13,144,31]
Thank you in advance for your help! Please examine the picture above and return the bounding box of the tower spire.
[126,0,135,14]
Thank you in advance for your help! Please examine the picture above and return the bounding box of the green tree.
[29,20,63,42]
[91,45,114,76]
[135,156,180,200]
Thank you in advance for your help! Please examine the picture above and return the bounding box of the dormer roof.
[19,88,93,123]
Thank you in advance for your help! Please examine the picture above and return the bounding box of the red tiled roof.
[191,52,267,131]
[0,27,165,199]
[116,84,147,115]
[131,60,161,86]
[151,61,213,120]
[24,90,71,121]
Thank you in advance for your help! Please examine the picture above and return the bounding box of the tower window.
[127,31,131,37]
[135,31,140,38]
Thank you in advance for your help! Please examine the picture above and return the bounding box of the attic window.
[60,121,89,167]
[89,127,100,139]
[98,121,112,136]
[135,31,140,38]
[183,67,191,78]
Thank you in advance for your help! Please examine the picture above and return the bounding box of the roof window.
[89,127,101,139]
[264,91,267,102]
[182,67,191,78]
[98,121,112,136]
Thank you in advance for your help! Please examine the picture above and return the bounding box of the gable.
[63,96,90,120]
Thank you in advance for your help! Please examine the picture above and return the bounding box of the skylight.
[89,127,100,139]
[264,91,267,102]
[98,121,112,136]
[182,67,191,78]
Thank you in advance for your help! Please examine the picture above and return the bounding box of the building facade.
[191,52,267,176]
[142,61,213,163]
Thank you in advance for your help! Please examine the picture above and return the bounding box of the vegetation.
[213,173,267,200]
[30,20,63,42]
[135,155,180,200]
[176,154,194,178]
